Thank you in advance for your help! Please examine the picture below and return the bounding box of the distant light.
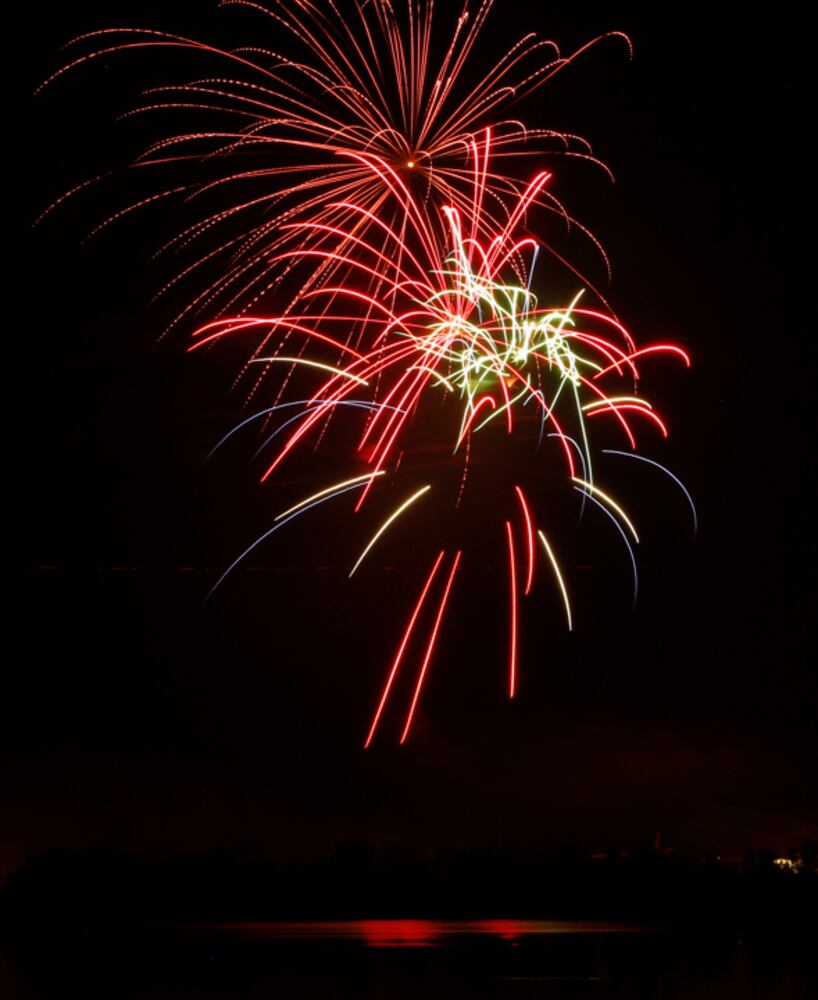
[407,160,415,168]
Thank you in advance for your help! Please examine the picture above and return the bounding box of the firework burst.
[37,1,629,377]
[39,3,693,744]
[197,134,692,743]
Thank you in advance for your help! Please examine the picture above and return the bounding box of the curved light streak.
[205,480,369,600]
[571,477,639,543]
[251,356,370,386]
[207,399,405,460]
[603,449,698,534]
[275,471,385,523]
[349,485,432,577]
[400,550,462,744]
[537,529,573,632]
[513,485,536,595]
[573,486,639,608]
[364,550,447,748]
[582,395,652,411]
[505,521,518,698]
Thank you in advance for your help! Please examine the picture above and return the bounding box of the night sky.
[8,1,815,878]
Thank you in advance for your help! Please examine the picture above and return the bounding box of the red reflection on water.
[357,919,442,948]
[476,919,525,941]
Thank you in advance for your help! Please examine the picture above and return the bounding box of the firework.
[39,3,692,744]
[38,0,629,386]
[198,134,692,743]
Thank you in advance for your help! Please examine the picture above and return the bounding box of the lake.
[2,920,815,998]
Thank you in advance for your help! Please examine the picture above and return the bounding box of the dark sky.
[8,1,815,877]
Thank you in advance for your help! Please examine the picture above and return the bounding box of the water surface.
[3,920,815,998]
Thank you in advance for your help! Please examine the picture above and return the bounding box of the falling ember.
[364,551,447,749]
[504,522,518,699]
[399,551,462,745]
